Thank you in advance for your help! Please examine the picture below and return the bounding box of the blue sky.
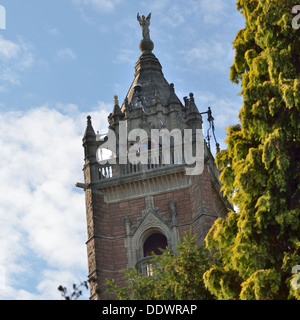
[0,0,245,299]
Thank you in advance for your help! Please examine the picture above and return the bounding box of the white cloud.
[191,91,241,127]
[113,48,135,65]
[72,0,121,12]
[141,0,170,12]
[141,0,227,29]
[0,36,20,59]
[140,0,186,30]
[0,35,34,90]
[180,39,234,72]
[56,47,77,60]
[0,104,110,299]
[47,27,60,36]
[199,0,229,25]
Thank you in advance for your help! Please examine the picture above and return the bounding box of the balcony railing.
[135,256,156,276]
[97,148,183,182]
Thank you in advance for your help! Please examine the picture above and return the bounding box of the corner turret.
[108,95,124,130]
[185,93,203,131]
[82,116,98,184]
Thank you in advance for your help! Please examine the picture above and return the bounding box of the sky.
[0,0,245,299]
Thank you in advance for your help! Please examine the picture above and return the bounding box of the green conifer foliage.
[204,0,300,300]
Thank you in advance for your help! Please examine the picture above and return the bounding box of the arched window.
[143,233,167,257]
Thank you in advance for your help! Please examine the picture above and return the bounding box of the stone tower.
[77,14,231,300]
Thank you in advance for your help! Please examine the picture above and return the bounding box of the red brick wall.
[85,165,225,299]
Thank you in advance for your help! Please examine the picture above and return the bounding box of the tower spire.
[82,116,98,183]
[120,13,183,115]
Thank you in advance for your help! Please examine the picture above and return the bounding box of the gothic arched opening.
[143,233,167,257]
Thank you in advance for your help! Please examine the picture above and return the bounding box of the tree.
[105,231,213,300]
[58,281,89,300]
[203,0,300,300]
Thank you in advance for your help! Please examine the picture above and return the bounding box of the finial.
[83,115,96,141]
[114,95,119,106]
[170,83,175,92]
[137,12,154,52]
[189,93,194,102]
[112,95,123,118]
